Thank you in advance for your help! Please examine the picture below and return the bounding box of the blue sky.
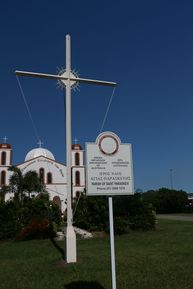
[0,0,193,192]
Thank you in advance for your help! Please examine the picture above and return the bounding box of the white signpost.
[86,131,134,196]
[86,131,134,289]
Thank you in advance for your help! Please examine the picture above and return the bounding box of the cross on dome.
[37,140,43,148]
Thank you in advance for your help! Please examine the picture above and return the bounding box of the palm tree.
[8,166,24,201]
[23,170,45,198]
[8,166,46,201]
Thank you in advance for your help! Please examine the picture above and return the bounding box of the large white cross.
[15,34,117,263]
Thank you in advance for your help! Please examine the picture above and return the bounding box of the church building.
[0,141,85,212]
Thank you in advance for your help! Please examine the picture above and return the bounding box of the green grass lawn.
[1,219,193,289]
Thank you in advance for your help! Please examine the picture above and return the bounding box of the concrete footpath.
[157,214,193,222]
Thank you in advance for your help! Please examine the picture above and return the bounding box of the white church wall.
[72,167,85,186]
[46,184,67,212]
[5,191,14,202]
[17,156,67,212]
[72,186,85,198]
[0,147,12,166]
[72,150,84,166]
[0,143,85,213]
[0,168,12,187]
[0,144,12,189]
[18,157,67,184]
[72,167,85,198]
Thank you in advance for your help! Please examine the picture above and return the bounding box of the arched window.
[47,172,52,184]
[75,152,80,166]
[39,168,45,184]
[0,171,6,186]
[1,152,6,165]
[75,171,80,186]
[53,196,61,211]
[76,191,80,198]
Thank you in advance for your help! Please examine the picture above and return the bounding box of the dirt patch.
[91,231,107,238]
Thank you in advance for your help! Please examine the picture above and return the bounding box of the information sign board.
[86,132,134,196]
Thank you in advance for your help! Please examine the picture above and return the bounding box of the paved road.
[157,214,193,222]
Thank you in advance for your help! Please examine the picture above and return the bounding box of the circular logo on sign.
[99,135,119,156]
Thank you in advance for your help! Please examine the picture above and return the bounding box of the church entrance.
[53,196,62,211]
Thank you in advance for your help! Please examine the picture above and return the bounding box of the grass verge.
[1,219,193,289]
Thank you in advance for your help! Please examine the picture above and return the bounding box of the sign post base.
[65,226,77,263]
[109,197,117,289]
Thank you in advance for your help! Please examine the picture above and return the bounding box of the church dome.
[25,147,55,161]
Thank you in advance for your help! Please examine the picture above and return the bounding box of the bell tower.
[0,138,12,187]
[71,144,85,198]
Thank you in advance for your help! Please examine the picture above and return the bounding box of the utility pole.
[15,34,117,263]
[170,168,173,190]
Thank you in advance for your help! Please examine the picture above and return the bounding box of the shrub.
[15,218,56,241]
[142,188,188,213]
[113,217,130,234]
[73,196,109,232]
[19,196,62,226]
[128,207,156,230]
[114,194,156,232]
[73,193,156,234]
[0,197,61,240]
[0,201,21,239]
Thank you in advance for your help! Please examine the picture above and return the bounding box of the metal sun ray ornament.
[56,67,80,91]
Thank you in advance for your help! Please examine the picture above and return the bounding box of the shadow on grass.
[64,281,105,289]
[49,237,64,259]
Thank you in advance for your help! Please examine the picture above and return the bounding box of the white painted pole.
[108,197,117,289]
[65,34,77,263]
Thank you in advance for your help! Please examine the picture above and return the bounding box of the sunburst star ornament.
[56,67,80,91]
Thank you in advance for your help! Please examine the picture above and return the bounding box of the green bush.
[0,201,21,239]
[0,196,61,240]
[15,218,56,241]
[19,196,62,226]
[113,217,130,234]
[73,196,109,232]
[142,188,188,213]
[114,194,156,231]
[129,208,156,230]
[73,194,156,234]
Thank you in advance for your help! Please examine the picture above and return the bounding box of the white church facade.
[0,142,85,212]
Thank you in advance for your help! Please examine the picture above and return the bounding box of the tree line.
[142,188,189,213]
